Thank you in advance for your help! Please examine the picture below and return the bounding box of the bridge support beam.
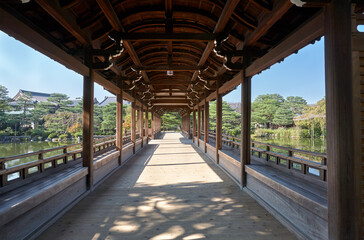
[325,1,361,239]
[240,70,251,187]
[82,68,94,190]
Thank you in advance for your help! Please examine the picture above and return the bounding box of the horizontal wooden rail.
[0,135,132,187]
[202,130,327,182]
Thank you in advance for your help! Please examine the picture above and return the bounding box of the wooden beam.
[133,65,205,71]
[95,0,152,88]
[82,69,94,190]
[325,1,360,239]
[240,71,251,187]
[35,0,89,45]
[151,99,189,104]
[243,0,292,48]
[246,11,324,77]
[216,80,222,164]
[188,0,240,90]
[117,32,215,41]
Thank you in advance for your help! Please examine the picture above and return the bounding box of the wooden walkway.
[38,132,296,240]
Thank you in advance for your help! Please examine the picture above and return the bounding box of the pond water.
[251,137,327,153]
[0,141,76,168]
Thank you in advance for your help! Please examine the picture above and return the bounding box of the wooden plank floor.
[38,132,296,240]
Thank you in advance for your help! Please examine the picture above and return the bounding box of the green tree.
[15,92,33,132]
[0,85,11,130]
[209,101,241,136]
[101,103,116,134]
[285,96,307,115]
[161,112,181,131]
[273,103,294,126]
[44,111,81,136]
[47,93,73,112]
[294,98,326,138]
[251,94,284,127]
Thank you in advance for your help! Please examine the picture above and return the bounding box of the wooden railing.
[0,135,132,187]
[201,131,327,182]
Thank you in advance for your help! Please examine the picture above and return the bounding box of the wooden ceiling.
[1,0,322,114]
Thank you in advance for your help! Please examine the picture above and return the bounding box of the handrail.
[202,130,327,182]
[0,135,132,187]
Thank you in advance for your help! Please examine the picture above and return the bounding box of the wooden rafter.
[187,0,240,92]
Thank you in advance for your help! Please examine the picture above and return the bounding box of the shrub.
[58,134,68,141]
[74,131,82,139]
[48,133,58,139]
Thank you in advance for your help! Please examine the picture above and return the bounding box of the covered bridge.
[0,0,362,239]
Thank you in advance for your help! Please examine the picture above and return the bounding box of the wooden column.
[131,100,136,154]
[240,70,251,187]
[192,110,196,142]
[187,112,191,138]
[83,69,94,190]
[204,95,209,152]
[325,1,360,239]
[197,105,201,146]
[116,89,123,165]
[145,107,149,143]
[138,107,143,147]
[151,111,155,139]
[216,92,222,164]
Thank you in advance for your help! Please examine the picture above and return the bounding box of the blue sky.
[0,30,325,104]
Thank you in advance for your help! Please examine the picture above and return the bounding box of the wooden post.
[131,100,136,154]
[83,68,94,190]
[187,112,191,138]
[151,111,155,139]
[116,89,123,165]
[216,90,222,164]
[192,110,196,142]
[138,107,143,147]
[145,107,149,143]
[204,93,209,153]
[240,70,251,187]
[325,1,360,239]
[197,105,201,146]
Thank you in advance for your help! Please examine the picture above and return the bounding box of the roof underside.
[1,0,326,115]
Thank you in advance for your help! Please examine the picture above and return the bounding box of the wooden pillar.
[145,107,149,143]
[240,70,251,187]
[216,92,222,164]
[197,105,201,146]
[138,107,143,147]
[325,1,360,239]
[83,69,94,190]
[192,110,196,142]
[151,111,155,139]
[131,100,136,153]
[187,112,191,138]
[116,89,123,165]
[204,95,209,153]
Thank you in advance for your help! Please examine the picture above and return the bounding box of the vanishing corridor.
[38,133,296,240]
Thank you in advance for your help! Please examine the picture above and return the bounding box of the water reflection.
[252,137,327,153]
